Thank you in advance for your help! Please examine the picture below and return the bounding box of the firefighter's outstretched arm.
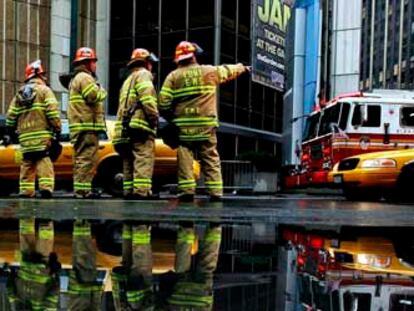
[135,71,159,129]
[159,72,175,121]
[216,63,249,84]
[44,88,62,134]
[80,74,107,104]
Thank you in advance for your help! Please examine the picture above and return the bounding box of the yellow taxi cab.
[0,118,200,196]
[326,236,414,276]
[328,148,414,200]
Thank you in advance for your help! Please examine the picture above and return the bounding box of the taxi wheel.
[394,164,414,202]
[343,187,381,201]
[95,158,124,197]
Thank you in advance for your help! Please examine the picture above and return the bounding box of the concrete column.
[50,0,71,111]
[96,0,110,100]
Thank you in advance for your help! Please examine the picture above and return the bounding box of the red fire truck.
[281,228,414,310]
[285,90,414,188]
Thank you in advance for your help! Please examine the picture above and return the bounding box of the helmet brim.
[174,53,194,63]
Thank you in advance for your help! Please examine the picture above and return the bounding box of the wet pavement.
[0,196,412,226]
[0,196,413,310]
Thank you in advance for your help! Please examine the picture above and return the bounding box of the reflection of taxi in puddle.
[0,118,199,196]
[328,148,414,201]
[282,228,414,310]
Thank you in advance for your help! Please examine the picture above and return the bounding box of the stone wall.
[0,0,51,114]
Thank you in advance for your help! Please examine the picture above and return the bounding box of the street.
[0,195,412,227]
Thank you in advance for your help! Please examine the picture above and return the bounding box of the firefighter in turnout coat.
[5,60,61,198]
[113,48,159,199]
[68,47,107,198]
[159,41,250,202]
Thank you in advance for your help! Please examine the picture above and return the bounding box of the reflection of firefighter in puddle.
[168,221,222,310]
[67,220,103,311]
[5,218,60,310]
[111,222,153,310]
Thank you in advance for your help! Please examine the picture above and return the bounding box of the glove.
[53,131,61,142]
[2,135,11,147]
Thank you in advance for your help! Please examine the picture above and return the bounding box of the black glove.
[2,135,11,147]
[53,131,61,142]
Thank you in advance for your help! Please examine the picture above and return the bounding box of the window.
[343,292,371,310]
[319,105,341,135]
[401,106,414,126]
[352,105,381,127]
[390,294,414,310]
[339,103,351,130]
[303,112,321,141]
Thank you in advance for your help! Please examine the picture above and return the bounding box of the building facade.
[360,0,414,90]
[109,0,283,160]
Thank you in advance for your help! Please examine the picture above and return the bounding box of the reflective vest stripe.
[81,83,96,98]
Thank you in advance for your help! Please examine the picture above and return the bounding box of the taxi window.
[352,105,381,127]
[401,107,414,127]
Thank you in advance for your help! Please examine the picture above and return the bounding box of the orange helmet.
[25,60,45,81]
[174,41,203,63]
[128,48,159,66]
[73,47,97,64]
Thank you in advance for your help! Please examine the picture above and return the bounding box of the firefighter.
[4,60,61,198]
[68,47,107,199]
[168,223,221,310]
[111,222,153,310]
[5,218,60,310]
[67,220,103,310]
[113,48,159,199]
[159,41,250,202]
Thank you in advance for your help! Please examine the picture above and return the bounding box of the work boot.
[40,189,52,199]
[178,193,194,202]
[209,195,222,202]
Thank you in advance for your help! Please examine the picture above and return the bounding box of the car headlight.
[356,254,391,268]
[361,158,396,168]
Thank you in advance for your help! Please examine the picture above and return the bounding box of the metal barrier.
[196,160,256,193]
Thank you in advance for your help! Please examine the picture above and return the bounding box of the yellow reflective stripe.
[69,123,106,131]
[173,117,218,126]
[19,181,35,190]
[81,83,96,98]
[20,219,35,234]
[140,95,157,107]
[168,294,213,307]
[123,180,133,190]
[6,119,16,126]
[177,231,195,244]
[122,226,132,239]
[19,130,52,142]
[127,288,151,302]
[73,225,91,237]
[129,120,156,134]
[179,135,211,141]
[160,87,173,95]
[135,81,153,92]
[39,228,54,240]
[39,177,54,184]
[74,182,91,190]
[205,232,222,242]
[132,231,151,245]
[205,181,223,190]
[18,269,50,284]
[21,146,47,153]
[174,85,215,94]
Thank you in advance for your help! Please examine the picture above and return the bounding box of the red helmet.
[174,41,203,63]
[73,47,97,64]
[25,60,45,81]
[128,48,159,66]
